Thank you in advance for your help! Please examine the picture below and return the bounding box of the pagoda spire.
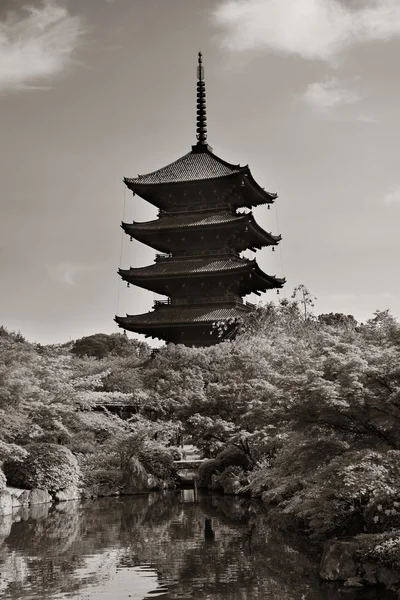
[196,51,207,146]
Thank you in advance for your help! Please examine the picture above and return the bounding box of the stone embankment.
[320,537,400,594]
[0,486,79,517]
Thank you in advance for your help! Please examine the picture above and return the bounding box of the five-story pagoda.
[115,53,285,346]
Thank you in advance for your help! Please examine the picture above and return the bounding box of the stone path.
[181,444,201,461]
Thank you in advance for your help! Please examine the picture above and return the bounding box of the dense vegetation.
[1,292,400,566]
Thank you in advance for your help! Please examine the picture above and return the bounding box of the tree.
[291,284,317,320]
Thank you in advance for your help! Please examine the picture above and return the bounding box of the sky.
[1,0,399,346]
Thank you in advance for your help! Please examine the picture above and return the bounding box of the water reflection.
[0,492,396,600]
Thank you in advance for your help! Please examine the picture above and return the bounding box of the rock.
[344,577,364,587]
[80,488,96,499]
[53,487,80,502]
[320,538,359,581]
[361,561,378,585]
[10,489,31,507]
[222,477,242,495]
[376,567,400,588]
[30,488,52,505]
[0,490,12,516]
[0,514,12,542]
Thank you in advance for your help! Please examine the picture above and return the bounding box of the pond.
[0,491,396,599]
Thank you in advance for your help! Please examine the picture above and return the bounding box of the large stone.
[222,476,242,495]
[80,487,96,499]
[11,490,31,507]
[344,577,363,587]
[376,567,400,588]
[54,487,80,502]
[7,487,31,507]
[0,514,12,541]
[0,490,12,516]
[320,538,359,581]
[30,489,52,505]
[361,561,378,585]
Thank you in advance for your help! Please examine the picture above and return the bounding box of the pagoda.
[115,53,285,346]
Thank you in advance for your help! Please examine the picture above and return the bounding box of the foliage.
[197,459,221,488]
[1,294,400,543]
[359,533,400,569]
[198,445,251,488]
[0,469,6,490]
[291,284,317,320]
[138,442,176,481]
[3,443,81,492]
[70,333,150,361]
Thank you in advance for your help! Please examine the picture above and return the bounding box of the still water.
[0,491,396,600]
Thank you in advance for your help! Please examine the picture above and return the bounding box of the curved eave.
[118,259,285,296]
[115,303,250,330]
[252,263,286,290]
[122,213,281,251]
[118,262,251,283]
[121,212,246,235]
[240,169,278,207]
[247,214,282,246]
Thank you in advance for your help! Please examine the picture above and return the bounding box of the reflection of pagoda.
[115,53,285,346]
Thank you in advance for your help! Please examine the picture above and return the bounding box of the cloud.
[212,0,400,64]
[47,262,101,286]
[384,188,400,206]
[303,77,362,116]
[357,112,377,123]
[0,1,83,93]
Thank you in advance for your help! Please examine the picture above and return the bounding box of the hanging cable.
[274,201,286,297]
[116,184,127,329]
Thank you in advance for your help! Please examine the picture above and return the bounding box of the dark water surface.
[0,491,396,599]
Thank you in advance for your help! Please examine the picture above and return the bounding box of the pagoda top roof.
[116,304,249,327]
[124,147,246,187]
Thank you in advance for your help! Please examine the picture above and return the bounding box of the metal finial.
[196,51,207,145]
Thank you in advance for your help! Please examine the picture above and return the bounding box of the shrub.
[0,469,6,490]
[357,532,400,569]
[212,465,246,493]
[198,445,251,489]
[216,445,252,470]
[168,446,183,461]
[198,458,220,488]
[138,443,175,481]
[3,443,81,492]
[79,449,149,496]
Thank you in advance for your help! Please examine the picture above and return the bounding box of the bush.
[212,465,246,493]
[138,443,175,481]
[357,532,400,569]
[198,445,251,489]
[0,469,6,490]
[216,445,252,470]
[198,458,220,488]
[79,449,149,496]
[168,446,183,461]
[3,443,81,492]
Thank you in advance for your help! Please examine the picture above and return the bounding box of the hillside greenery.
[1,295,400,563]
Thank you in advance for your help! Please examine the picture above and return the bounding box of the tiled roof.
[124,149,244,185]
[125,211,241,231]
[117,305,249,326]
[119,257,251,278]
